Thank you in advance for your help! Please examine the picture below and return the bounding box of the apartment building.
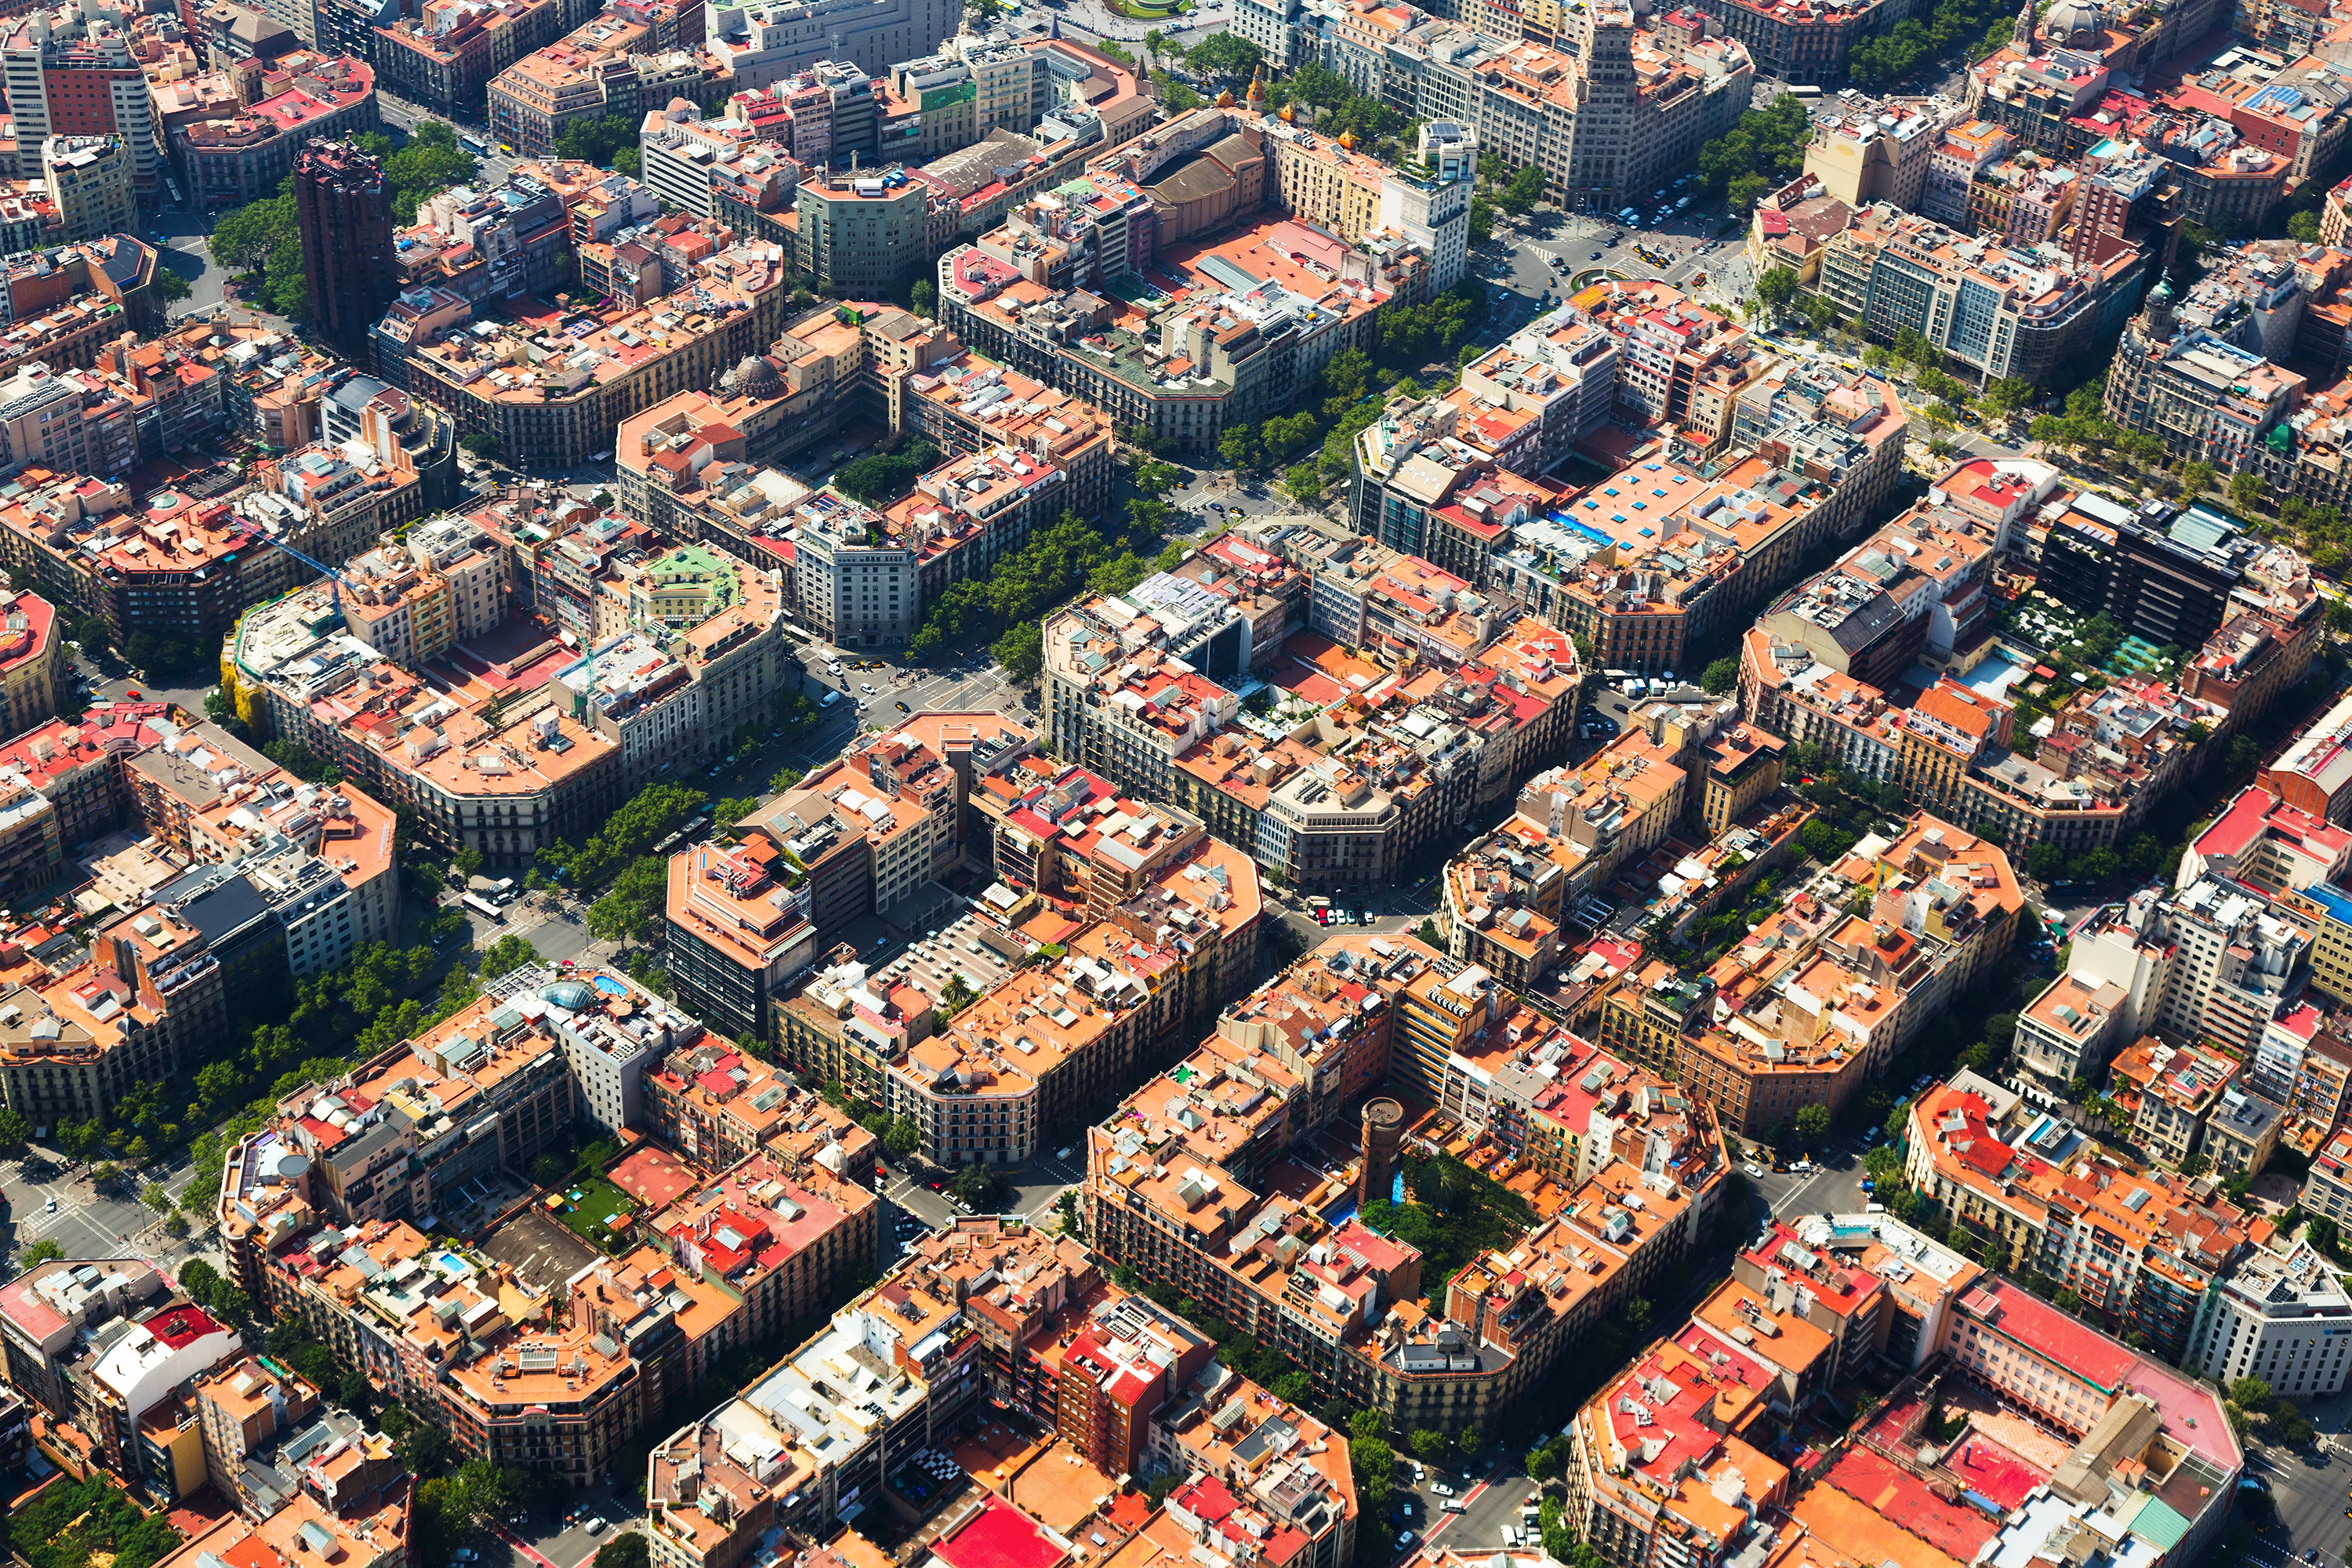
[647,1149,881,1344]
[1559,1316,1786,1568]
[486,14,724,158]
[1084,931,1726,1433]
[2,2,161,198]
[1816,205,2146,386]
[644,1225,987,1551]
[172,53,380,209]
[2105,287,2304,475]
[0,1258,240,1493]
[398,241,793,470]
[370,0,602,118]
[2106,1035,2238,1168]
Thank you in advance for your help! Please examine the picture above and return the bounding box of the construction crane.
[246,530,356,617]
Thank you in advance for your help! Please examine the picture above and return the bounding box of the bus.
[461,133,490,156]
[460,892,504,924]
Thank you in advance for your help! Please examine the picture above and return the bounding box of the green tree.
[1498,163,1545,215]
[884,1117,920,1159]
[833,442,938,505]
[995,620,1044,681]
[1409,1428,1447,1461]
[481,934,539,978]
[210,196,297,272]
[1795,1102,1832,1146]
[1753,267,1799,321]
[950,1162,1001,1209]
[1456,1425,1485,1461]
[1219,423,1263,473]
[2229,470,2271,515]
[597,1537,652,1568]
[910,278,936,318]
[0,1107,29,1153]
[1468,196,1495,244]
[22,1239,60,1267]
[1700,656,1739,695]
[1185,32,1262,78]
[459,430,501,459]
[554,114,637,169]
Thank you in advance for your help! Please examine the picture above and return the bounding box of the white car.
[44,1196,55,1213]
[1743,1163,1764,1180]
[583,1519,608,1535]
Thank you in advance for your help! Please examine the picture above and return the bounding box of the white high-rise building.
[2187,1240,2352,1399]
[1380,120,1477,291]
[704,0,955,85]
[1,4,159,202]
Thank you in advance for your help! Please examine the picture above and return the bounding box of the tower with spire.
[2015,0,2036,54]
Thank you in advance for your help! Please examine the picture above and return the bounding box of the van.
[1443,1501,1466,1515]
[1867,1202,1886,1214]
[821,690,841,707]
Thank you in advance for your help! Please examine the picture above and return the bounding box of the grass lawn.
[1111,0,1185,14]
[553,1175,637,1245]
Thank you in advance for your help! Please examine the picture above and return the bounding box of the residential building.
[38,134,130,242]
[1,3,162,199]
[1815,204,2147,386]
[172,53,379,209]
[292,138,394,354]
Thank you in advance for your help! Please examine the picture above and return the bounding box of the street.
[0,1142,219,1279]
[1054,0,1230,49]
[1399,1459,1541,1561]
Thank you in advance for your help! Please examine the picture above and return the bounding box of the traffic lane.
[2249,1436,2349,1568]
[8,1170,165,1264]
[1741,1146,1874,1224]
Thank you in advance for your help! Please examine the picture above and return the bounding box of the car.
[589,448,613,463]
[451,1553,476,1564]
[1589,251,1602,261]
[1861,1178,1876,1192]
[861,682,876,694]
[895,701,911,713]
[583,1519,607,1535]
[44,1196,55,1213]
[1744,1162,1765,1179]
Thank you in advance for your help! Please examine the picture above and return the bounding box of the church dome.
[735,354,779,398]
[2042,0,2107,45]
